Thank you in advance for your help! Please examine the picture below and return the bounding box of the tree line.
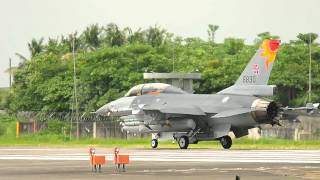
[3,23,320,113]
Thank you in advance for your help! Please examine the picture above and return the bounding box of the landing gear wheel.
[151,139,158,149]
[178,136,189,149]
[220,136,232,149]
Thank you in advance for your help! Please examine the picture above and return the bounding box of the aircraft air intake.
[251,99,281,125]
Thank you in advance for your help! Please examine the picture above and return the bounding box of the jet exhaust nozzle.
[251,99,281,125]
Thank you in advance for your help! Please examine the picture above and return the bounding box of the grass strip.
[0,135,319,150]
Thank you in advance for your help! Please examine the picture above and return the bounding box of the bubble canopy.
[124,83,187,97]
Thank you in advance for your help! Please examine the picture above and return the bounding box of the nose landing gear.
[151,139,158,148]
[151,133,160,149]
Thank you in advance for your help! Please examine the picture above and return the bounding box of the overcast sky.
[0,0,319,87]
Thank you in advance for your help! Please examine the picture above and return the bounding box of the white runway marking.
[0,149,320,164]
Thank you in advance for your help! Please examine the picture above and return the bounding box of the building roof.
[143,73,201,80]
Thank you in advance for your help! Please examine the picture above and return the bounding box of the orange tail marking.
[260,40,280,70]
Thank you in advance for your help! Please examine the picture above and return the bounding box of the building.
[143,72,201,93]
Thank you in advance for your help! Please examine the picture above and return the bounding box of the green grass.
[0,87,9,110]
[0,134,319,150]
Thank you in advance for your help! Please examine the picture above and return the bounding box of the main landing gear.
[219,135,232,149]
[150,133,233,150]
[177,136,189,149]
[176,135,232,149]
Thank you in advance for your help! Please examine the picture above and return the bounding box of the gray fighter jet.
[96,39,318,149]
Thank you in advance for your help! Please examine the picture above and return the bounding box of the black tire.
[178,136,189,149]
[151,139,158,149]
[220,136,232,149]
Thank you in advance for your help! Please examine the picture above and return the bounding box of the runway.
[0,148,319,180]
[0,148,320,163]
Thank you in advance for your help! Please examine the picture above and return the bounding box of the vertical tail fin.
[235,39,281,85]
[218,39,281,96]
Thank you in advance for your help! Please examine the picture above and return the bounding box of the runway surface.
[0,148,319,180]
[0,148,320,163]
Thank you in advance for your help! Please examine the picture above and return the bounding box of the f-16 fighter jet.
[96,39,318,149]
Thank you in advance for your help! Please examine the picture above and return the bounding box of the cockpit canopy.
[124,83,187,97]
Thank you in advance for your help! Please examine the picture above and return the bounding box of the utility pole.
[308,33,312,102]
[9,58,12,89]
[172,45,175,72]
[72,35,79,139]
[70,95,73,140]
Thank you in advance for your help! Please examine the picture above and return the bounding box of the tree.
[224,38,245,55]
[297,33,318,45]
[28,38,44,58]
[207,24,219,43]
[255,32,280,44]
[127,28,146,44]
[61,32,81,52]
[7,23,320,113]
[145,25,168,47]
[81,24,102,50]
[14,53,29,67]
[102,23,126,47]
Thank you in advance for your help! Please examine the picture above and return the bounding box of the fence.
[14,112,320,140]
[260,116,320,140]
[15,111,148,139]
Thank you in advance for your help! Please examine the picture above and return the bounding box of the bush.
[39,120,67,135]
[0,88,9,110]
[0,114,16,137]
[0,124,6,136]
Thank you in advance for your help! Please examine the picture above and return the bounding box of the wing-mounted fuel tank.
[120,115,196,133]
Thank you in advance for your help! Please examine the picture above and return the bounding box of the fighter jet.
[96,39,318,149]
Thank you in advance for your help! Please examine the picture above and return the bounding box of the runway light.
[113,147,130,172]
[89,147,96,155]
[88,147,105,173]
